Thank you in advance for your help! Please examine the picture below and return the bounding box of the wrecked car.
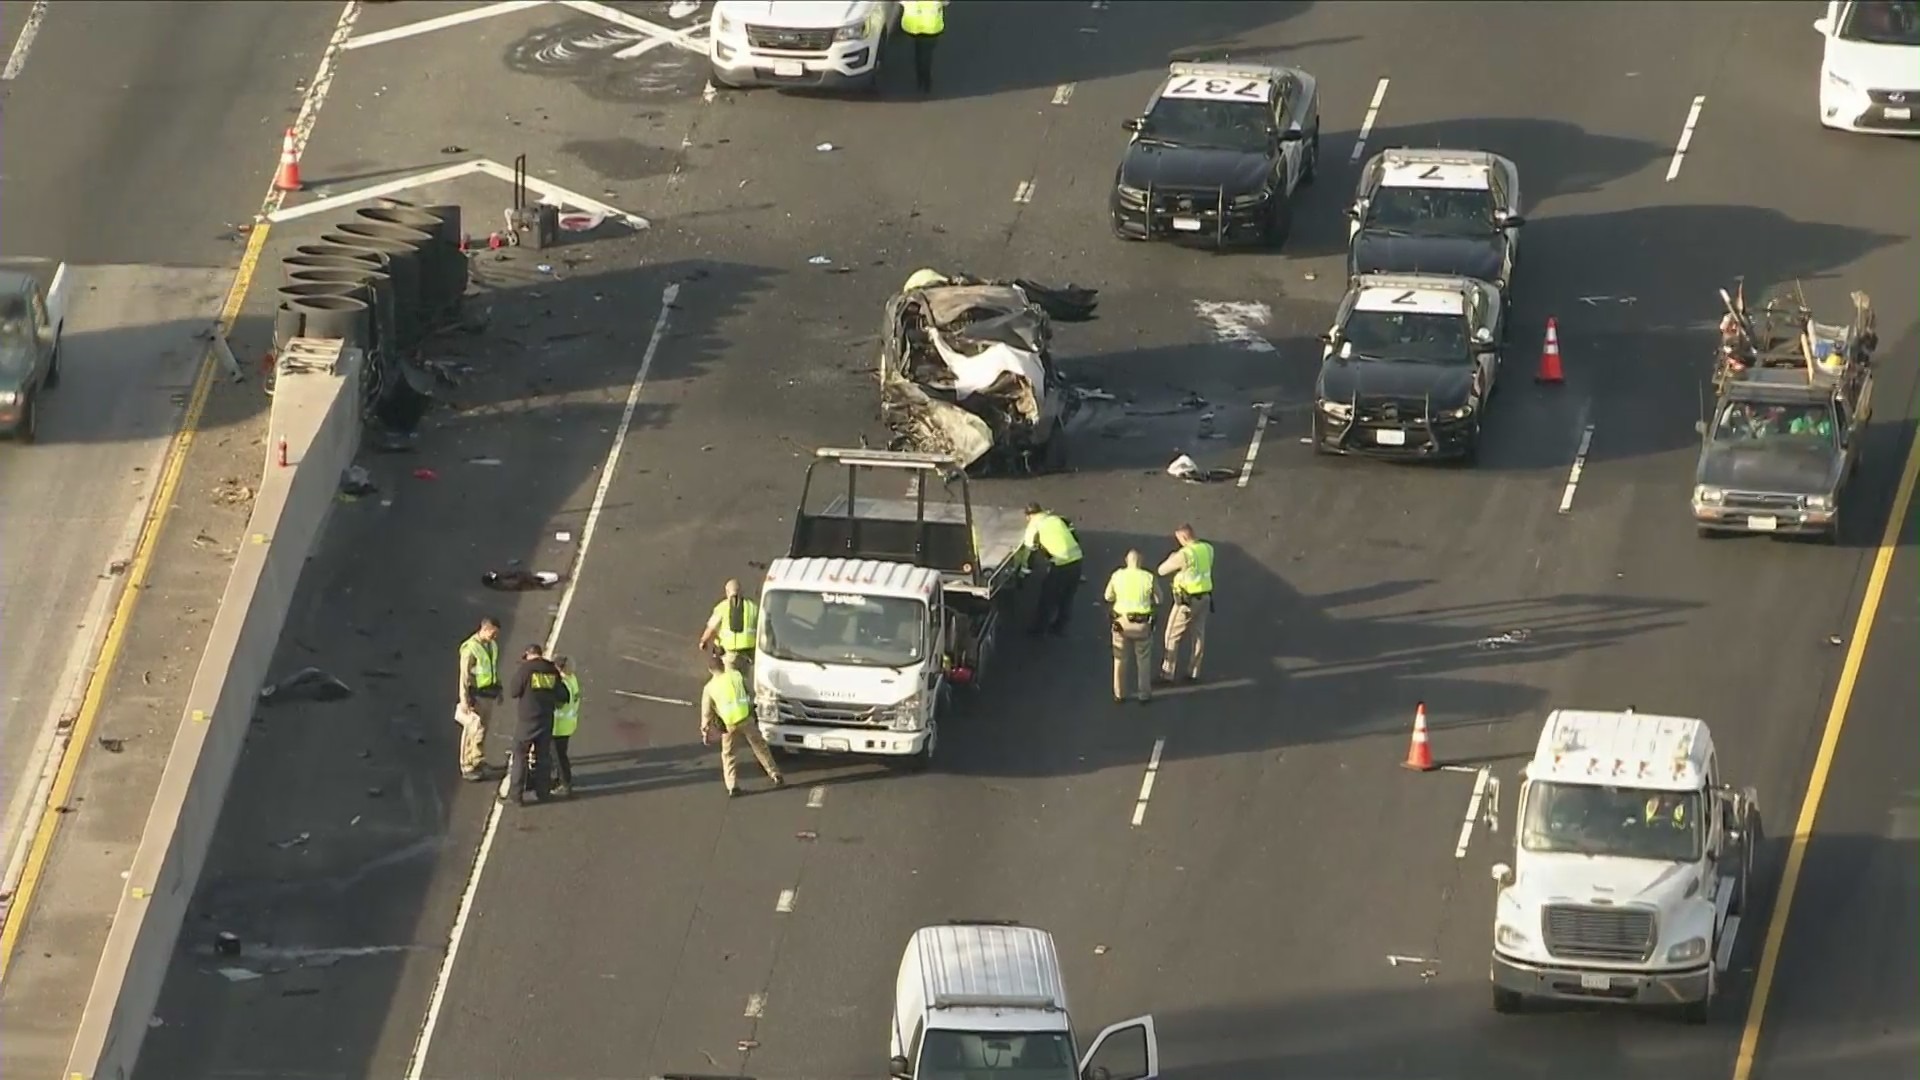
[879,269,1097,474]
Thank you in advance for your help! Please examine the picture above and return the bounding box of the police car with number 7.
[1110,61,1321,249]
[1347,148,1526,317]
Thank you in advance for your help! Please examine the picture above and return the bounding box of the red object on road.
[1536,318,1565,384]
[277,436,289,468]
[1402,702,1436,772]
[273,127,303,192]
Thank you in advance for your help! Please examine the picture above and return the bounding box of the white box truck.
[1487,709,1760,1022]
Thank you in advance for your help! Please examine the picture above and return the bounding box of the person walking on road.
[504,643,570,806]
[899,0,947,95]
[1105,550,1162,705]
[700,653,784,797]
[455,617,503,782]
[1156,524,1215,685]
[698,578,759,674]
[550,655,582,797]
[1021,503,1085,637]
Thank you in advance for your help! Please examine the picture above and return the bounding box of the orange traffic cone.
[273,127,303,192]
[1402,702,1436,771]
[1536,317,1564,384]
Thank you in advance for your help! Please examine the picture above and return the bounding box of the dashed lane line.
[1350,77,1391,163]
[1130,738,1166,828]
[1666,95,1706,182]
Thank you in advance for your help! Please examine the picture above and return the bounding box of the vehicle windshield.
[760,589,927,668]
[1838,0,1920,45]
[1139,97,1270,153]
[1365,185,1498,234]
[1712,401,1837,449]
[1341,309,1469,363]
[918,1029,1077,1080]
[1522,781,1704,862]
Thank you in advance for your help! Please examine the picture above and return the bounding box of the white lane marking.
[613,35,675,60]
[1051,82,1075,106]
[745,991,767,1018]
[775,888,796,913]
[1437,763,1480,775]
[612,688,695,707]
[1130,737,1166,828]
[268,2,363,219]
[1193,300,1276,353]
[266,161,484,223]
[469,158,652,229]
[806,785,827,809]
[1665,95,1705,182]
[1558,420,1596,515]
[342,0,551,50]
[1455,766,1490,859]
[1350,77,1391,163]
[404,283,683,1080]
[1236,403,1273,489]
[1013,179,1036,204]
[1,0,47,81]
[561,0,705,53]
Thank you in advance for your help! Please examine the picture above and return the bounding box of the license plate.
[772,60,804,77]
[1171,216,1202,232]
[1579,973,1611,991]
[822,737,850,753]
[1747,515,1779,532]
[1374,429,1407,446]
[1887,106,1912,120]
[801,733,823,750]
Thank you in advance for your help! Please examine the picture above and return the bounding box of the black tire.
[1265,193,1294,249]
[1110,213,1139,242]
[1697,526,1725,540]
[1679,995,1712,1025]
[904,719,937,772]
[44,330,62,388]
[16,394,36,445]
[1300,126,1320,186]
[707,66,739,90]
[1458,422,1483,466]
[1492,986,1524,1014]
[1729,807,1758,918]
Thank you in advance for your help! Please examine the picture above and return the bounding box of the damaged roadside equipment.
[879,268,1098,476]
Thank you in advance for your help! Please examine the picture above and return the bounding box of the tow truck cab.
[892,922,1159,1080]
[1488,709,1758,1023]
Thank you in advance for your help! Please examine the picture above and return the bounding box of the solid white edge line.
[1455,766,1491,858]
[1236,404,1272,489]
[0,0,47,80]
[612,35,675,60]
[403,282,682,1080]
[1349,77,1391,162]
[1130,737,1166,828]
[1665,95,1705,182]
[1558,421,1596,515]
[341,0,552,50]
[560,0,705,53]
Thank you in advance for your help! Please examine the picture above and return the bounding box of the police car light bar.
[1168,61,1273,82]
[1379,149,1490,170]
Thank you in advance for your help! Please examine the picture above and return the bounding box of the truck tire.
[16,394,37,445]
[1730,806,1760,918]
[1491,986,1524,1014]
[905,719,937,772]
[45,328,62,387]
[1679,994,1712,1025]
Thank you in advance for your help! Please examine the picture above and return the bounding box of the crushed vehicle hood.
[1119,142,1272,197]
[1350,230,1506,286]
[1318,357,1474,408]
[880,271,1097,472]
[1697,444,1838,496]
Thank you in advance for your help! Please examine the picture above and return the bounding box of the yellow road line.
[0,223,274,980]
[1731,419,1920,1080]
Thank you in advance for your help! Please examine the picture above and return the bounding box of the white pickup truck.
[0,260,71,444]
[1488,708,1760,1023]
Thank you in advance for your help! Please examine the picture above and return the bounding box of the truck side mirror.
[1490,862,1514,886]
[1344,204,1363,220]
[891,1054,913,1079]
[1497,213,1526,228]
[1694,420,1708,436]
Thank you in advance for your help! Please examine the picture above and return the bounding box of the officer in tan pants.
[1156,524,1215,684]
[699,652,784,797]
[1104,550,1162,704]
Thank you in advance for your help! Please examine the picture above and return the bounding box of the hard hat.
[903,268,948,291]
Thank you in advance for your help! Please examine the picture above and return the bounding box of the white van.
[1814,0,1920,133]
[708,1,897,91]
[892,922,1160,1080]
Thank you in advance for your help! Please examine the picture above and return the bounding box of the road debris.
[1166,453,1235,483]
[481,569,565,591]
[1476,629,1532,650]
[340,465,377,497]
[270,832,312,850]
[96,736,125,753]
[412,467,439,481]
[467,457,504,467]
[259,667,354,705]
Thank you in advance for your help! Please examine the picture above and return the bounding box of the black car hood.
[1350,231,1505,284]
[1697,444,1838,495]
[1318,357,1474,407]
[1120,142,1271,197]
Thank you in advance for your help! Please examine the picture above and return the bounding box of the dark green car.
[0,264,69,444]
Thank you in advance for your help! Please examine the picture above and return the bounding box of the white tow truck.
[1488,709,1760,1023]
[753,447,1028,769]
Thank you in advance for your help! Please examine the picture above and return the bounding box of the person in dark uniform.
[504,643,570,806]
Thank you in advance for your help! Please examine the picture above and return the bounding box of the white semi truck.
[1487,708,1760,1023]
[753,447,1028,769]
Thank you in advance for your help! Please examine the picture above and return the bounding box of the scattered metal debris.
[96,736,125,753]
[481,569,565,591]
[1476,629,1533,650]
[340,465,378,497]
[270,832,313,850]
[808,255,833,266]
[1166,453,1235,483]
[259,667,355,705]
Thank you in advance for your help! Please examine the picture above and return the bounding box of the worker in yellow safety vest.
[1021,503,1085,637]
[699,578,759,672]
[550,656,582,797]
[1156,524,1215,685]
[454,617,503,782]
[899,0,948,95]
[1104,550,1162,704]
[700,653,784,797]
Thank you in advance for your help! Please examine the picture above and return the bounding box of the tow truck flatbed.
[816,496,1026,598]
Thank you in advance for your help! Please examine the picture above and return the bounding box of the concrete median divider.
[63,338,363,1080]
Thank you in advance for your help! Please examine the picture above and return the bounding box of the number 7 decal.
[1392,290,1420,305]
[1419,165,1444,180]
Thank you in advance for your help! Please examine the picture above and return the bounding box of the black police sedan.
[1110,61,1321,249]
[1346,148,1525,296]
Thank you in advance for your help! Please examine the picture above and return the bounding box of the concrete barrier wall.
[64,340,364,1080]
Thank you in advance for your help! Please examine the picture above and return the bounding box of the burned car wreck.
[879,269,1097,474]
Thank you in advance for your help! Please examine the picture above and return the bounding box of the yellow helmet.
[903,268,948,291]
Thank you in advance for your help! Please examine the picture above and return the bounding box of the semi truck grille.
[745,24,834,51]
[1541,904,1656,963]
[776,699,883,727]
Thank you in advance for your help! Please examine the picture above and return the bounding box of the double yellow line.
[0,223,274,979]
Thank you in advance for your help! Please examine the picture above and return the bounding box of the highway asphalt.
[122,3,1918,1080]
[0,0,345,969]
